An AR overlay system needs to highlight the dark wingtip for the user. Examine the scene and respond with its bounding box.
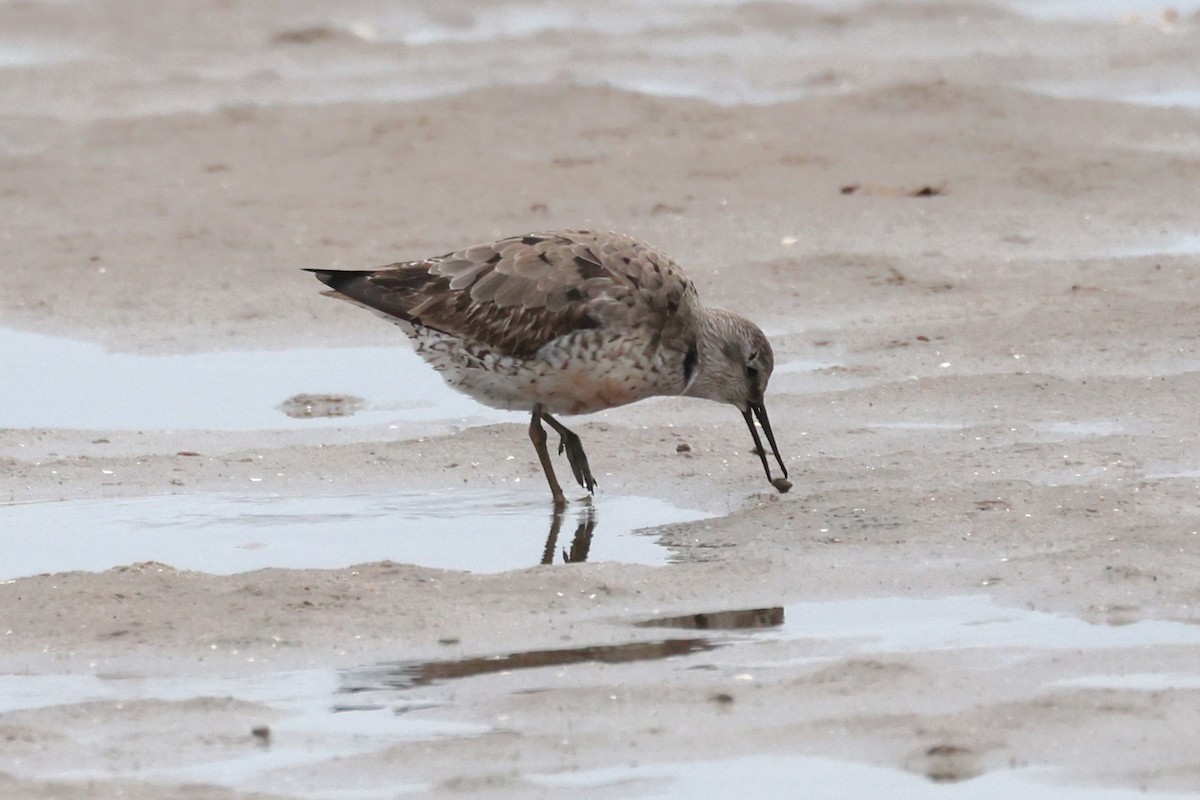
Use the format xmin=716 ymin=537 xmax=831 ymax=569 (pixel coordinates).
xmin=303 ymin=269 xmax=337 ymax=288
xmin=304 ymin=268 xmax=379 ymax=291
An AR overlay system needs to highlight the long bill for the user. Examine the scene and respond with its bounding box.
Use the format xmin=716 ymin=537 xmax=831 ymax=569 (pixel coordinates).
xmin=741 ymin=404 xmax=788 ymax=482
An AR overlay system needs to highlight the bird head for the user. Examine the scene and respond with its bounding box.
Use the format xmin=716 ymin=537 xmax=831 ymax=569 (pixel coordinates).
xmin=686 ymin=310 xmax=789 ymax=488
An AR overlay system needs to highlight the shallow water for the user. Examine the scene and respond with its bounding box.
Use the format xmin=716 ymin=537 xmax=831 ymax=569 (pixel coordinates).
xmin=1000 ymin=0 xmax=1200 ymax=20
xmin=1117 ymin=234 xmax=1200 ymax=257
xmin=0 ymin=42 xmax=79 ymax=68
xmin=1030 ymin=420 xmax=1128 ymax=437
xmin=769 ymin=594 xmax=1200 ymax=653
xmin=358 ymin=594 xmax=1200 ymax=798
xmin=0 ymin=328 xmax=513 ymax=431
xmin=529 ymin=754 xmax=1199 ymax=799
xmin=14 ymin=3 xmax=1194 ymax=124
xmin=1144 ymin=465 xmax=1200 ymax=480
xmin=0 ymin=490 xmax=710 ymax=579
xmin=5 ymin=0 xmax=1200 ymax=121
xmin=7 ymin=593 xmax=1197 ymax=798
xmin=1056 ymin=672 xmax=1200 ymax=691
xmin=0 ymin=669 xmax=473 ymax=797
xmin=342 ymin=596 xmax=1200 ymax=694
xmin=636 ymin=606 xmax=784 ymax=631
xmin=343 ymin=637 xmax=718 ymax=692
xmin=1031 ymin=80 xmax=1200 ymax=111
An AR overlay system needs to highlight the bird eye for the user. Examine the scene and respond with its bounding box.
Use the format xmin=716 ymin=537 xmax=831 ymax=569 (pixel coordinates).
xmin=746 ymin=350 xmax=761 ymax=380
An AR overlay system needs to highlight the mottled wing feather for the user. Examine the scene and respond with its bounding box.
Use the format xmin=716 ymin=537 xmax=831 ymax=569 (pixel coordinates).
xmin=313 ymin=230 xmax=696 ymax=359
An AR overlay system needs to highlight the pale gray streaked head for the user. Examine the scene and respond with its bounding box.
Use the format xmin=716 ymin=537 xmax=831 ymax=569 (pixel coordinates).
xmin=686 ymin=309 xmax=788 ymax=484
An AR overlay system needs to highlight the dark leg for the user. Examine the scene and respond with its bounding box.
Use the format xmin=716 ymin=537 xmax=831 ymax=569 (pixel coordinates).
xmin=540 ymin=507 xmax=566 ymax=565
xmin=529 ymin=406 xmax=567 ymax=508
xmin=564 ymin=504 xmax=597 ymax=563
xmin=542 ymin=413 xmax=597 ymax=494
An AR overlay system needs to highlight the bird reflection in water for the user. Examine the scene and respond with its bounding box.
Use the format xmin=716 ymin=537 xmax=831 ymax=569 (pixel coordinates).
xmin=540 ymin=501 xmax=597 ymax=565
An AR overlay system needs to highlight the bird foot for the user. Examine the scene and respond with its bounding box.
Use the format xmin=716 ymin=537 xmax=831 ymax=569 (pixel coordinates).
xmin=557 ymin=435 xmax=597 ymax=494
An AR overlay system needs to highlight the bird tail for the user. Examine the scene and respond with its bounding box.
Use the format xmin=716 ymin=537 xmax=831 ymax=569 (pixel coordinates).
xmin=302 ymin=268 xmax=375 ymax=291
xmin=303 ymin=266 xmax=436 ymax=326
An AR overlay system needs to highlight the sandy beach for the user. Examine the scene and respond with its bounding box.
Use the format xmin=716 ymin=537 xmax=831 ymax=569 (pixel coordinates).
xmin=2 ymin=1 xmax=1200 ymax=797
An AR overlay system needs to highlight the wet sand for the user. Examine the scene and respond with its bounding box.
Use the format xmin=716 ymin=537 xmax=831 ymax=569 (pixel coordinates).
xmin=3 ymin=1 xmax=1200 ymax=797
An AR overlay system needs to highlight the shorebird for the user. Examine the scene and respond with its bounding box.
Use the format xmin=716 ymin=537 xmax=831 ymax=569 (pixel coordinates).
xmin=307 ymin=230 xmax=789 ymax=506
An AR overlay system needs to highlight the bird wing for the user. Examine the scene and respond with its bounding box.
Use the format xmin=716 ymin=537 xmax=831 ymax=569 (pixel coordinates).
xmin=310 ymin=230 xmax=696 ymax=359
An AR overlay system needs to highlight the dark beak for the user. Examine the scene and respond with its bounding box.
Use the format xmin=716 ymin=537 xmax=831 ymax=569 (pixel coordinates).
xmin=741 ymin=403 xmax=788 ymax=482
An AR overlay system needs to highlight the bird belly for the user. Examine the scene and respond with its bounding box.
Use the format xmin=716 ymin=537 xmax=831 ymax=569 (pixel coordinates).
xmin=403 ymin=325 xmax=672 ymax=415
xmin=430 ymin=351 xmax=648 ymax=415
xmin=528 ymin=364 xmax=642 ymax=415
xmin=527 ymin=330 xmax=669 ymax=415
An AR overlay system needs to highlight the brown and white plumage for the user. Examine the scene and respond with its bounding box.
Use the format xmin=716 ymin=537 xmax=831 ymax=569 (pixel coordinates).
xmin=307 ymin=229 xmax=788 ymax=505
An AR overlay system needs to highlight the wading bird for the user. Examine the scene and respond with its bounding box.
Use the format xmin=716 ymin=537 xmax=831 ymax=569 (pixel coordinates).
xmin=307 ymin=230 xmax=789 ymax=506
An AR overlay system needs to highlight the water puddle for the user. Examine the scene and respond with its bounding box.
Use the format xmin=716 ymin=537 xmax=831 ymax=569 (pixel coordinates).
xmin=1029 ymin=420 xmax=1128 ymax=437
xmin=0 ymin=490 xmax=711 ymax=580
xmin=1 ymin=4 xmax=819 ymax=119
xmin=517 ymin=596 xmax=1200 ymax=798
xmin=341 ymin=595 xmax=1200 ymax=698
xmin=528 ymin=753 xmax=1197 ymax=799
xmin=11 ymin=0 xmax=1200 ymax=122
xmin=342 ymin=637 xmax=717 ymax=692
xmin=1056 ymin=672 xmax=1200 ymax=691
xmin=636 ymin=606 xmax=784 ymax=631
xmin=361 ymin=6 xmax=821 ymax=106
xmin=767 ymin=595 xmax=1200 ymax=653
xmin=373 ymin=6 xmax=676 ymax=45
xmin=0 ymin=328 xmax=515 ymax=431
xmin=1145 ymin=465 xmax=1200 ymax=480
xmin=8 ymin=595 xmax=1197 ymax=798
xmin=1128 ymin=89 xmax=1200 ymax=110
xmin=622 ymin=596 xmax=1200 ymax=673
xmin=1116 ymin=234 xmax=1200 ymax=257
xmin=1030 ymin=80 xmax=1200 ymax=111
xmin=0 ymin=668 xmax=474 ymax=797
xmin=0 ymin=42 xmax=80 ymax=68
xmin=1000 ymin=0 xmax=1200 ymax=21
